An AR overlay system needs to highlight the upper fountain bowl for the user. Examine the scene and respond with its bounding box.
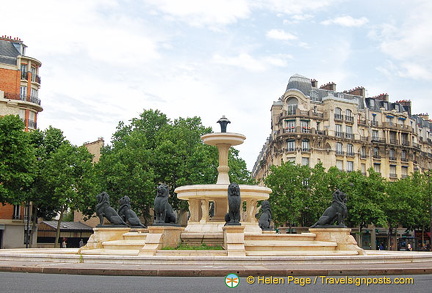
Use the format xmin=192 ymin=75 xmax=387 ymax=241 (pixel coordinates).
xmin=201 ymin=132 xmax=246 ymax=146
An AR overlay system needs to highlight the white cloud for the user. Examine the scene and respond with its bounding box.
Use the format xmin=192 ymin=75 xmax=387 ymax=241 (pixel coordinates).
xmin=258 ymin=0 xmax=339 ymax=15
xmin=212 ymin=53 xmax=290 ymax=71
xmin=321 ymin=16 xmax=369 ymax=27
xmin=144 ymin=0 xmax=251 ymax=27
xmin=375 ymin=0 xmax=432 ymax=80
xmin=266 ymin=29 xmax=297 ymax=41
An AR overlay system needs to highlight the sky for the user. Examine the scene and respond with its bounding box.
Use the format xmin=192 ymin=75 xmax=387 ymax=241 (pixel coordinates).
xmin=2 ymin=0 xmax=432 ymax=171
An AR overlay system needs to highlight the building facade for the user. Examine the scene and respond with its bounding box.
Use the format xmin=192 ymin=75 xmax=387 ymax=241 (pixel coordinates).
xmin=0 ymin=36 xmax=43 ymax=248
xmin=252 ymin=74 xmax=432 ymax=182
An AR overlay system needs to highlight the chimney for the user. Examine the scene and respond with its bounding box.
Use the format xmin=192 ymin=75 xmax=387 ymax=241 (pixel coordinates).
xmin=345 ymin=86 xmax=365 ymax=97
xmin=311 ymin=79 xmax=318 ymax=88
xmin=371 ymin=93 xmax=389 ymax=101
xmin=396 ymin=100 xmax=411 ymax=115
xmin=320 ymin=82 xmax=336 ymax=91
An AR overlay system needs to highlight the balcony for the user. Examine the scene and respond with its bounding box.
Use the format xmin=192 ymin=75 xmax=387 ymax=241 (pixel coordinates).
xmin=335 ymin=131 xmax=344 ymax=138
xmin=371 ymin=137 xmax=386 ymax=144
xmin=389 ymin=139 xmax=398 ymax=145
xmin=346 ymin=152 xmax=355 ymax=157
xmin=345 ymin=133 xmax=354 ymax=139
xmin=336 ymin=150 xmax=345 ymax=156
xmin=371 ymin=121 xmax=379 ymax=127
xmin=4 ymin=92 xmax=41 ymax=106
xmin=401 ymin=157 xmax=409 ymax=162
xmin=345 ymin=116 xmax=354 ymax=123
xmin=334 ymin=114 xmax=343 ymax=121
xmin=373 ymin=154 xmax=381 ymax=159
xmin=389 ymin=173 xmax=398 ymax=179
xmin=402 ymin=141 xmax=410 ymax=146
xmin=358 ymin=119 xmax=367 ymax=126
xmin=389 ymin=157 xmax=397 ymax=161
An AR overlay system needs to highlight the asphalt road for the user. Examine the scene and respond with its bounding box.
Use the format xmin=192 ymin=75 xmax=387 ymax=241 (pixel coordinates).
xmin=1 ymin=272 xmax=432 ymax=293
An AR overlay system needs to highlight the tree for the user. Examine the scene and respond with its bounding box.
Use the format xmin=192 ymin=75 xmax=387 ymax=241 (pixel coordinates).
xmin=96 ymin=109 xmax=252 ymax=224
xmin=0 ymin=115 xmax=35 ymax=204
xmin=29 ymin=127 xmax=97 ymax=247
xmin=265 ymin=162 xmax=309 ymax=228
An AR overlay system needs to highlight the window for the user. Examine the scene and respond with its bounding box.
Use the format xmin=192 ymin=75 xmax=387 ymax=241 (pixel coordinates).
xmin=287 ymin=140 xmax=296 ymax=152
xmin=373 ymin=147 xmax=380 ymax=158
xmin=287 ymin=157 xmax=296 ymax=163
xmin=345 ymin=125 xmax=353 ymax=139
xmin=301 ymin=157 xmax=309 ymax=166
xmin=347 ymin=144 xmax=354 ymax=156
xmin=347 ymin=161 xmax=354 ymax=172
xmin=335 ymin=124 xmax=343 ymax=137
xmin=20 ymin=86 xmax=27 ymax=100
xmin=287 ymin=97 xmax=298 ymax=115
xmin=20 ymin=64 xmax=27 ymax=79
xmin=335 ymin=107 xmax=343 ymax=120
xmin=374 ymin=163 xmax=381 ymax=173
xmin=401 ymin=166 xmax=408 ymax=178
xmin=301 ymin=120 xmax=310 ymax=133
xmin=401 ymin=150 xmax=407 ymax=161
xmin=336 ymin=142 xmax=343 ymax=155
xmin=31 ymin=66 xmax=37 ymax=82
xmin=389 ymin=148 xmax=396 ymax=160
xmin=336 ymin=160 xmax=343 ymax=170
xmin=345 ymin=109 xmax=354 ymax=122
xmin=361 ymin=163 xmax=366 ymax=174
xmin=285 ymin=120 xmax=295 ymax=132
xmin=372 ymin=130 xmax=379 ymax=141
xmin=390 ymin=165 xmax=397 ymax=178
xmin=302 ymin=139 xmax=310 ymax=151
xmin=360 ymin=146 xmax=366 ymax=158
xmin=13 ymin=205 xmax=21 ymax=220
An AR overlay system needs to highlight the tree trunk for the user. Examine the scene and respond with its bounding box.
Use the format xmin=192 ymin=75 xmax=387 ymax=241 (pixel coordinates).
xmin=54 ymin=207 xmax=65 ymax=248
xmin=30 ymin=204 xmax=38 ymax=248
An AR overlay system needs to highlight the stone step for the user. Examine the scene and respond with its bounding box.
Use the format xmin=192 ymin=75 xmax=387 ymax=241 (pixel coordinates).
xmin=102 ymin=240 xmax=146 ymax=250
xmin=80 ymin=249 xmax=140 ymax=256
xmin=122 ymin=232 xmax=148 ymax=241
xmin=181 ymin=232 xmax=224 ymax=246
xmin=246 ymin=250 xmax=359 ymax=256
xmin=245 ymin=240 xmax=337 ymax=251
xmin=245 ymin=233 xmax=316 ymax=242
xmin=155 ymin=250 xmax=227 ymax=256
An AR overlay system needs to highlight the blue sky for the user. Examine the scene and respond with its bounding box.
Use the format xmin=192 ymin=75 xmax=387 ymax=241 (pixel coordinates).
xmin=2 ymin=0 xmax=432 ymax=170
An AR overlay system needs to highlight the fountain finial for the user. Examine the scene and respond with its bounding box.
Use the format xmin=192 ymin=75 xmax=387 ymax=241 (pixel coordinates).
xmin=217 ymin=115 xmax=231 ymax=133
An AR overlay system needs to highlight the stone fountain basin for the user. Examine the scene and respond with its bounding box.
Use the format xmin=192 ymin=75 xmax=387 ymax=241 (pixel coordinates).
xmin=176 ymin=184 xmax=271 ymax=234
xmin=201 ymin=132 xmax=246 ymax=146
xmin=176 ymin=184 xmax=271 ymax=200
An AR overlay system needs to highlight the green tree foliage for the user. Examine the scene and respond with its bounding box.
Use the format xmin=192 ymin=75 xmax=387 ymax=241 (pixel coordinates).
xmin=0 ymin=115 xmax=35 ymax=204
xmin=28 ymin=127 xmax=97 ymax=247
xmin=96 ymin=109 xmax=252 ymax=224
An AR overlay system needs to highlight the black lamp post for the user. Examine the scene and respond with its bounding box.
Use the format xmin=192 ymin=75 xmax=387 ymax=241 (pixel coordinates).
xmin=217 ymin=115 xmax=230 ymax=133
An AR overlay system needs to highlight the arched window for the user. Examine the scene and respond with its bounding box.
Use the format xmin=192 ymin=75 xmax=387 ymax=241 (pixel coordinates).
xmin=287 ymin=97 xmax=298 ymax=115
xmin=347 ymin=144 xmax=354 ymax=156
xmin=345 ymin=109 xmax=353 ymax=122
xmin=335 ymin=107 xmax=343 ymax=120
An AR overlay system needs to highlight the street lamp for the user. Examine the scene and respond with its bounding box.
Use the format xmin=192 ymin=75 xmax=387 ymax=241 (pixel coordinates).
xmin=217 ymin=116 xmax=231 ymax=133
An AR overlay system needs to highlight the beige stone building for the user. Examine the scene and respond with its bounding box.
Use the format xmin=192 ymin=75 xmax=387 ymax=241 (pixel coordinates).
xmin=252 ymin=74 xmax=432 ymax=182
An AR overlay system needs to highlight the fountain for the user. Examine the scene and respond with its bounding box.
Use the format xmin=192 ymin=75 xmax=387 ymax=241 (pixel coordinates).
xmin=175 ymin=116 xmax=271 ymax=238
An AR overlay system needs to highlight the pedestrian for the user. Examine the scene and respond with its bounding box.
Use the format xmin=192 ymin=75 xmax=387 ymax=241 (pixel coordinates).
xmin=79 ymin=239 xmax=84 ymax=247
xmin=62 ymin=238 xmax=67 ymax=248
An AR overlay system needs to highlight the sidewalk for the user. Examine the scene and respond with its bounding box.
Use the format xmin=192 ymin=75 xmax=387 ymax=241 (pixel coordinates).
xmin=1 ymin=249 xmax=432 ymax=276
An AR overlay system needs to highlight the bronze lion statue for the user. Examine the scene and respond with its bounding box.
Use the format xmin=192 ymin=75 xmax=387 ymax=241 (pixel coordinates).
xmin=153 ymin=184 xmax=176 ymax=224
xmin=96 ymin=192 xmax=126 ymax=226
xmin=311 ymin=189 xmax=348 ymax=228
xmin=225 ymin=182 xmax=241 ymax=225
xmin=118 ymin=196 xmax=146 ymax=228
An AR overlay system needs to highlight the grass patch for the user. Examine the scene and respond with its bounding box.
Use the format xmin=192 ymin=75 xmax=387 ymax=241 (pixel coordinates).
xmin=162 ymin=243 xmax=224 ymax=250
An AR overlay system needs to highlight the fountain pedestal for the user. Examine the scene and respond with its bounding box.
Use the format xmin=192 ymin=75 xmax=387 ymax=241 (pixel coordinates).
xmin=176 ymin=120 xmax=271 ymax=237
